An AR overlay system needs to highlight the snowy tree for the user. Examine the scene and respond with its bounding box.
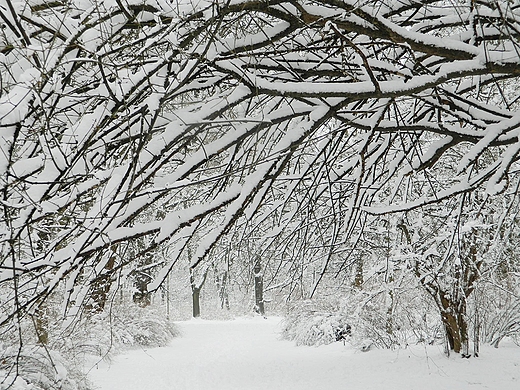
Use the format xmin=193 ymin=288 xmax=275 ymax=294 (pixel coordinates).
xmin=1 ymin=0 xmax=520 ymax=366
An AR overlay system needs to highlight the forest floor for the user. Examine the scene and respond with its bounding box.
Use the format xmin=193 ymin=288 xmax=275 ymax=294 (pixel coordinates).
xmin=88 ymin=316 xmax=519 ymax=390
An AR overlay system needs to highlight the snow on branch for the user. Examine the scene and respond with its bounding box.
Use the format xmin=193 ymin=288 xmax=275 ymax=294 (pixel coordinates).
xmin=1 ymin=0 xmax=520 ymax=329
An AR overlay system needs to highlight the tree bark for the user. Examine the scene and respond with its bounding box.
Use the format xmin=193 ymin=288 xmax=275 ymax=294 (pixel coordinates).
xmin=217 ymin=270 xmax=230 ymax=310
xmin=254 ymin=261 xmax=265 ymax=316
xmin=353 ymin=256 xmax=364 ymax=288
xmin=440 ymin=294 xmax=470 ymax=356
xmin=190 ymin=267 xmax=208 ymax=318
xmin=33 ymin=304 xmax=48 ymax=345
xmin=192 ymin=288 xmax=201 ymax=318
xmin=88 ymin=252 xmax=116 ymax=313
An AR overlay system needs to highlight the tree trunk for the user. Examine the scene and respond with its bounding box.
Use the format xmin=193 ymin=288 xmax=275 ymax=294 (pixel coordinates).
xmin=190 ymin=267 xmax=208 ymax=318
xmin=133 ymin=268 xmax=152 ymax=307
xmin=217 ymin=271 xmax=230 ymax=310
xmin=254 ymin=261 xmax=265 ymax=316
xmin=33 ymin=304 xmax=48 ymax=345
xmin=386 ymin=289 xmax=394 ymax=336
xmin=133 ymin=291 xmax=152 ymax=307
xmin=440 ymin=294 xmax=470 ymax=356
xmin=353 ymin=256 xmax=364 ymax=288
xmin=192 ymin=288 xmax=201 ymax=318
xmin=88 ymin=252 xmax=116 ymax=313
xmin=133 ymin=255 xmax=153 ymax=307
xmin=417 ymin=233 xmax=481 ymax=357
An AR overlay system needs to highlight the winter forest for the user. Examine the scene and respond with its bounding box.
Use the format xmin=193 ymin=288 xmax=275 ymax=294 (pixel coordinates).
xmin=1 ymin=0 xmax=520 ymax=389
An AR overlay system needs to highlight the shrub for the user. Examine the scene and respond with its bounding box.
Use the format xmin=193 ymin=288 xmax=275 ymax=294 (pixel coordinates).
xmin=0 ymin=302 xmax=179 ymax=390
xmin=281 ymin=299 xmax=351 ymax=346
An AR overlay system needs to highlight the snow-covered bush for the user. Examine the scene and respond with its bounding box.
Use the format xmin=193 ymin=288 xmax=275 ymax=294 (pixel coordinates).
xmin=89 ymin=306 xmax=179 ymax=350
xmin=477 ymin=291 xmax=520 ymax=348
xmin=0 ymin=345 xmax=88 ymax=390
xmin=281 ymin=289 xmax=443 ymax=349
xmin=281 ymin=300 xmax=352 ymax=346
xmin=0 ymin=299 xmax=178 ymax=390
xmin=485 ymin=304 xmax=520 ymax=347
xmin=59 ymin=300 xmax=180 ymax=360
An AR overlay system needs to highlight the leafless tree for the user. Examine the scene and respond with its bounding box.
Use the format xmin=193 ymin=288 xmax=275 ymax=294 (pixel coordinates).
xmin=1 ymin=0 xmax=520 ymax=359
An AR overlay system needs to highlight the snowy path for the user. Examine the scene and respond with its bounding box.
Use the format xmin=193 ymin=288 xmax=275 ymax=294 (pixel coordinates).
xmin=88 ymin=317 xmax=519 ymax=390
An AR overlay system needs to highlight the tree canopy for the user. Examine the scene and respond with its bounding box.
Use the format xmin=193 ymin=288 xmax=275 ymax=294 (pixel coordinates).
xmin=1 ymin=0 xmax=520 ymax=354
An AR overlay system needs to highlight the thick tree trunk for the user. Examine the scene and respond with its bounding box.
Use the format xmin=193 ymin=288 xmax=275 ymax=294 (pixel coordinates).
xmin=440 ymin=295 xmax=470 ymax=356
xmin=417 ymin=235 xmax=481 ymax=357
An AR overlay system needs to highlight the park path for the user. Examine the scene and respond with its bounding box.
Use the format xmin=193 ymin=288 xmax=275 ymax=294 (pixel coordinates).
xmin=87 ymin=316 xmax=519 ymax=390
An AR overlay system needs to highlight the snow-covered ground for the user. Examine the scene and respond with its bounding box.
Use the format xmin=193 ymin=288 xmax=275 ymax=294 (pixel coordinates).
xmin=88 ymin=317 xmax=519 ymax=390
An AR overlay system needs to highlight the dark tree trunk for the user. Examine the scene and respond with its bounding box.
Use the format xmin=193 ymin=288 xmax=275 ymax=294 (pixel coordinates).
xmin=190 ymin=267 xmax=208 ymax=318
xmin=440 ymin=294 xmax=470 ymax=356
xmin=254 ymin=261 xmax=264 ymax=316
xmin=410 ymin=224 xmax=481 ymax=358
xmin=192 ymin=288 xmax=201 ymax=318
xmin=133 ymin=268 xmax=152 ymax=307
